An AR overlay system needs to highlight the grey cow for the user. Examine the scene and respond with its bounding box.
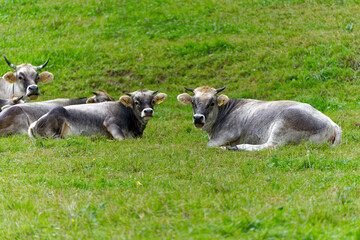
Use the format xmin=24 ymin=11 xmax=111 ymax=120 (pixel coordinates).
xmin=177 ymin=86 xmax=342 ymax=151
xmin=0 ymin=56 xmax=54 ymax=100
xmin=0 ymin=90 xmax=114 ymax=136
xmin=28 ymin=89 xmax=167 ymax=140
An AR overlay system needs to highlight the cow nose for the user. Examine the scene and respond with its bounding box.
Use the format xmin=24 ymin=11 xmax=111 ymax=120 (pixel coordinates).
xmin=141 ymin=108 xmax=154 ymax=118
xmin=28 ymin=85 xmax=39 ymax=92
xmin=144 ymin=109 xmax=153 ymax=114
xmin=193 ymin=114 xmax=205 ymax=122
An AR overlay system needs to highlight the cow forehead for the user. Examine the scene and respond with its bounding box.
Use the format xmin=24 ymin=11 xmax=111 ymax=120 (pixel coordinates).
xmin=95 ymin=90 xmax=111 ymax=97
xmin=193 ymin=87 xmax=216 ymax=100
xmin=194 ymin=86 xmax=216 ymax=93
xmin=131 ymin=90 xmax=154 ymax=100
xmin=16 ymin=64 xmax=38 ymax=74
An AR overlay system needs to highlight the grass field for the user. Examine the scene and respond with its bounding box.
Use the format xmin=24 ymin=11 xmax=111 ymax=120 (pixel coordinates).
xmin=2 ymin=0 xmax=360 ymax=238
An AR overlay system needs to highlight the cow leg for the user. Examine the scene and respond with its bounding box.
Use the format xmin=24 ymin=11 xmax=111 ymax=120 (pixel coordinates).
xmin=103 ymin=118 xmax=125 ymax=140
xmin=28 ymin=107 xmax=68 ymax=138
xmin=227 ymin=142 xmax=274 ymax=151
xmin=0 ymin=106 xmax=30 ymax=136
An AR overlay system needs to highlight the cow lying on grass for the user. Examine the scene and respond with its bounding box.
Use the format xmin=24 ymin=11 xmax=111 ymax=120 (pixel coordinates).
xmin=177 ymin=86 xmax=342 ymax=151
xmin=0 ymin=90 xmax=114 ymax=136
xmin=28 ymin=89 xmax=167 ymax=140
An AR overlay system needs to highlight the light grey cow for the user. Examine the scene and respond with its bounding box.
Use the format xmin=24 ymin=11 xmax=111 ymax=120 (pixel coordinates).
xmin=0 ymin=90 xmax=114 ymax=136
xmin=0 ymin=56 xmax=54 ymax=100
xmin=28 ymin=89 xmax=167 ymax=140
xmin=177 ymin=86 xmax=342 ymax=151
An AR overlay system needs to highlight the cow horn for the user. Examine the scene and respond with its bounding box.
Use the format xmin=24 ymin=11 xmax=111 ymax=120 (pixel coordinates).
xmin=125 ymin=93 xmax=132 ymax=96
xmin=152 ymin=90 xmax=159 ymax=95
xmin=184 ymin=87 xmax=194 ymax=93
xmin=34 ymin=58 xmax=50 ymax=70
xmin=92 ymin=91 xmax=98 ymax=96
xmin=16 ymin=96 xmax=24 ymax=101
xmin=3 ymin=56 xmax=17 ymax=69
xmin=215 ymin=86 xmax=226 ymax=94
xmin=13 ymin=95 xmax=24 ymax=103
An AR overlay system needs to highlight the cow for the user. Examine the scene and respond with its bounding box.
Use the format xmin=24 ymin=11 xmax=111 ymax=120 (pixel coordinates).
xmin=28 ymin=89 xmax=167 ymax=140
xmin=0 ymin=56 xmax=54 ymax=100
xmin=0 ymin=90 xmax=114 ymax=136
xmin=0 ymin=96 xmax=24 ymax=111
xmin=177 ymin=86 xmax=342 ymax=151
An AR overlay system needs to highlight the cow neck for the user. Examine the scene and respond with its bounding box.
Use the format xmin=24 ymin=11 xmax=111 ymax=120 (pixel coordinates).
xmin=207 ymin=98 xmax=244 ymax=137
xmin=122 ymin=105 xmax=147 ymax=137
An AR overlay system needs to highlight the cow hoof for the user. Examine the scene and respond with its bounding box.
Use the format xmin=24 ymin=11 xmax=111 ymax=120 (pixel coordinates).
xmin=228 ymin=146 xmax=238 ymax=151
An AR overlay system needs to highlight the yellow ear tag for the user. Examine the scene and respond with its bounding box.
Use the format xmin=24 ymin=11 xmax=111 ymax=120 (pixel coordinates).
xmin=9 ymin=79 xmax=15 ymax=83
xmin=156 ymin=99 xmax=164 ymax=104
xmin=218 ymin=101 xmax=224 ymax=106
xmin=120 ymin=98 xmax=132 ymax=106
xmin=43 ymin=78 xmax=47 ymax=82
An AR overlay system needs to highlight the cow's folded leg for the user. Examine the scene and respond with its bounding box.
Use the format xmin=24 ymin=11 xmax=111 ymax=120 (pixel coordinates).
xmin=103 ymin=121 xmax=125 ymax=140
xmin=219 ymin=146 xmax=238 ymax=151
xmin=226 ymin=146 xmax=239 ymax=151
xmin=233 ymin=142 xmax=275 ymax=151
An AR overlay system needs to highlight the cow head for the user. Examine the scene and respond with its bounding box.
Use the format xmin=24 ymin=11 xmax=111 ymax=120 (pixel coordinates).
xmin=2 ymin=56 xmax=54 ymax=100
xmin=119 ymin=89 xmax=167 ymax=122
xmin=177 ymin=86 xmax=229 ymax=129
xmin=86 ymin=90 xmax=115 ymax=103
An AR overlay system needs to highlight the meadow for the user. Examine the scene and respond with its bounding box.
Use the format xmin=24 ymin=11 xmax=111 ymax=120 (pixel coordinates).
xmin=1 ymin=0 xmax=360 ymax=238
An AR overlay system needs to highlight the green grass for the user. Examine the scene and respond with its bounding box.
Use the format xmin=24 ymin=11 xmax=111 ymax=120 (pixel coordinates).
xmin=2 ymin=0 xmax=360 ymax=238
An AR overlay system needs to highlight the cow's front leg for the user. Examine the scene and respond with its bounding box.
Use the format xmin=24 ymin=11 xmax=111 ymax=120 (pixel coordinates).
xmin=103 ymin=119 xmax=125 ymax=140
xmin=207 ymin=135 xmax=239 ymax=149
xmin=227 ymin=142 xmax=275 ymax=151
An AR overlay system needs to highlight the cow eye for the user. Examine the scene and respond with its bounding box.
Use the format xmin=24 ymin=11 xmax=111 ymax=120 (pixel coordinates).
xmin=152 ymin=100 xmax=156 ymax=105
xmin=210 ymin=102 xmax=215 ymax=107
xmin=134 ymin=101 xmax=140 ymax=106
xmin=18 ymin=76 xmax=23 ymax=80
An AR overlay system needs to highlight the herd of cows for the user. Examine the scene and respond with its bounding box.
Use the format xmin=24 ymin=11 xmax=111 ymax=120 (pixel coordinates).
xmin=0 ymin=57 xmax=342 ymax=151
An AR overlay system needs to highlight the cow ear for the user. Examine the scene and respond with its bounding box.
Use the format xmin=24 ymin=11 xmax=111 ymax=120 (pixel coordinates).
xmin=3 ymin=72 xmax=16 ymax=83
xmin=217 ymin=94 xmax=229 ymax=106
xmin=154 ymin=93 xmax=167 ymax=105
xmin=86 ymin=97 xmax=96 ymax=104
xmin=177 ymin=93 xmax=192 ymax=105
xmin=119 ymin=95 xmax=133 ymax=107
xmin=38 ymin=71 xmax=54 ymax=84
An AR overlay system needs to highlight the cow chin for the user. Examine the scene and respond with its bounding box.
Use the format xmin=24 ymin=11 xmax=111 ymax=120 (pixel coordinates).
xmin=28 ymin=94 xmax=39 ymax=100
xmin=143 ymin=116 xmax=153 ymax=121
xmin=194 ymin=122 xmax=204 ymax=128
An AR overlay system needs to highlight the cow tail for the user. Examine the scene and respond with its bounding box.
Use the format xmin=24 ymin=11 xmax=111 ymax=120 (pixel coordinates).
xmin=332 ymin=124 xmax=342 ymax=146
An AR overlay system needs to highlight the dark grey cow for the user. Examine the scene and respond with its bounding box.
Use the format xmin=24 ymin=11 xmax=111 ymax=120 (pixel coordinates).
xmin=0 ymin=96 xmax=24 ymax=111
xmin=0 ymin=90 xmax=114 ymax=136
xmin=0 ymin=56 xmax=54 ymax=100
xmin=28 ymin=89 xmax=167 ymax=140
xmin=177 ymin=86 xmax=342 ymax=151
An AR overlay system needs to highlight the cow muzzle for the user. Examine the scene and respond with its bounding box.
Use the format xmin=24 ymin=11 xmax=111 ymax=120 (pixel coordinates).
xmin=141 ymin=108 xmax=154 ymax=120
xmin=193 ymin=114 xmax=205 ymax=128
xmin=26 ymin=85 xmax=40 ymax=100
